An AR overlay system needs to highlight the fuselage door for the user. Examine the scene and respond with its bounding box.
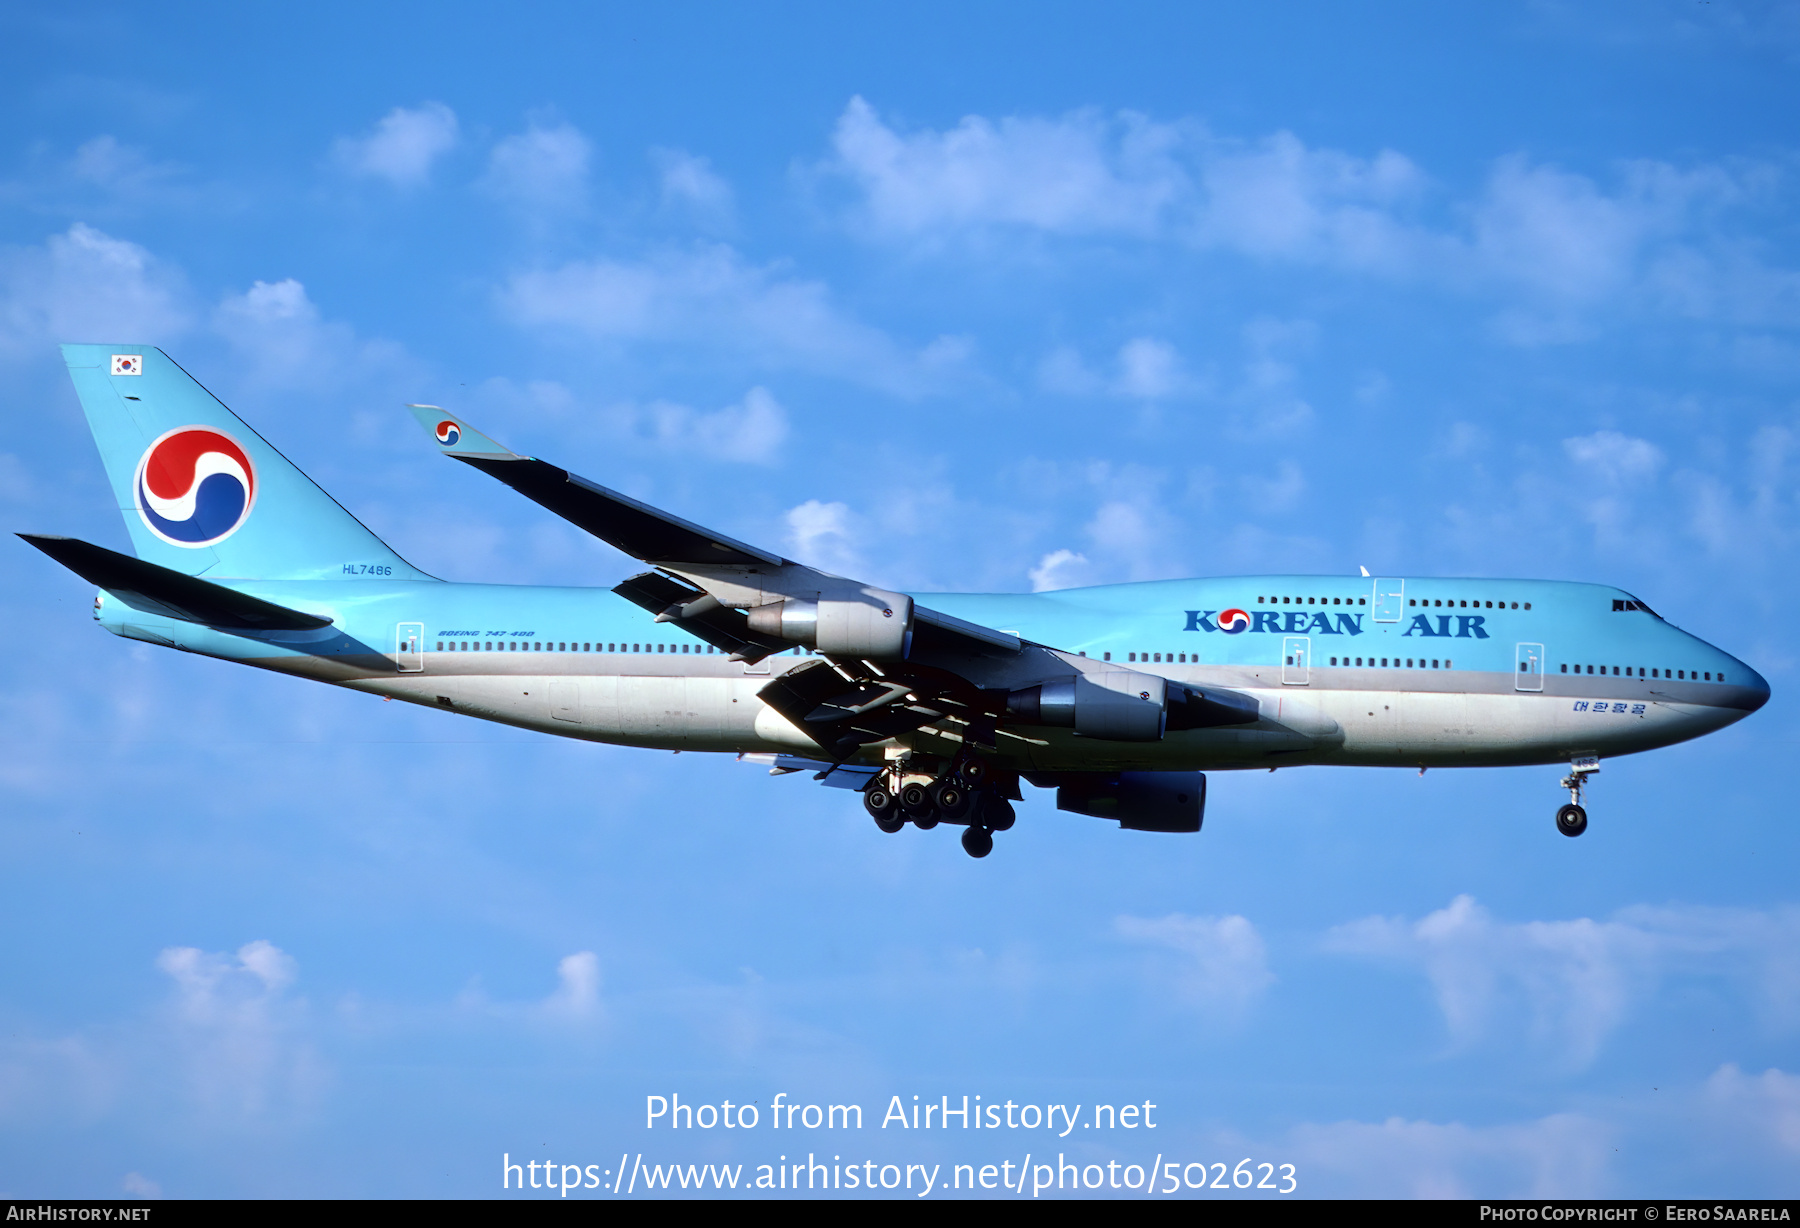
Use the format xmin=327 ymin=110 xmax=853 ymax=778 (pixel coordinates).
xmin=1371 ymin=578 xmax=1405 ymax=623
xmin=1282 ymin=636 xmax=1311 ymax=686
xmin=1515 ymin=642 xmax=1544 ymax=692
xmin=396 ymin=622 xmax=424 ymax=673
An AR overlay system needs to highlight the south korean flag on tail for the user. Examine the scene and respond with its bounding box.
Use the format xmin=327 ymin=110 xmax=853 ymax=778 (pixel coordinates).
xmin=111 ymin=354 xmax=142 ymax=375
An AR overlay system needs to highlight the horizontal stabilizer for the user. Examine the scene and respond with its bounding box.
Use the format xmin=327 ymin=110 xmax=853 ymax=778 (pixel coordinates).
xmin=19 ymin=535 xmax=332 ymax=631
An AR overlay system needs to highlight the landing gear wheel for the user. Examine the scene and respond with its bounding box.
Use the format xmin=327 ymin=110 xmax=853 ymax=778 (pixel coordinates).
xmin=961 ymin=826 xmax=994 ymax=858
xmin=958 ymin=758 xmax=990 ymax=790
xmin=864 ymin=787 xmax=904 ymax=834
xmin=900 ymin=782 xmax=938 ymax=829
xmin=1555 ymin=803 xmax=1588 ymax=838
xmin=934 ymin=783 xmax=971 ymax=821
xmin=986 ymin=796 xmax=1016 ymax=832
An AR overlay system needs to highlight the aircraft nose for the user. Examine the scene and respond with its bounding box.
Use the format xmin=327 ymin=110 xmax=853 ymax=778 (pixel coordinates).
xmin=1740 ymin=664 xmax=1772 ymax=714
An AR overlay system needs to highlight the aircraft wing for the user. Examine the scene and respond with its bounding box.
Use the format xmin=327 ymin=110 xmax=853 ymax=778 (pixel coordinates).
xmin=407 ymin=407 xmax=1258 ymax=762
xmin=407 ymin=406 xmax=1021 ymax=658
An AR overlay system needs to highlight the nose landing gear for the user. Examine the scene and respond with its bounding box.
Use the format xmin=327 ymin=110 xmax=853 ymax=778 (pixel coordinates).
xmin=1555 ymin=757 xmax=1599 ymax=837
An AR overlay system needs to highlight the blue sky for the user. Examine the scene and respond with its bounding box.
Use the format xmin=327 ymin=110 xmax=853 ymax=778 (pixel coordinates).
xmin=3 ymin=1 xmax=1799 ymax=1199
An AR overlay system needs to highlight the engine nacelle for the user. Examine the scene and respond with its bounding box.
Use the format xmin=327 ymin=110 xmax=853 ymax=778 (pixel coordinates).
xmin=1006 ymin=670 xmax=1166 ymax=741
xmin=745 ymin=591 xmax=913 ymax=660
xmin=1050 ymin=771 xmax=1205 ymax=833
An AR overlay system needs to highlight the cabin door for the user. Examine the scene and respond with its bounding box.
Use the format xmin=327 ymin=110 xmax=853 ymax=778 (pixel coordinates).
xmin=396 ymin=622 xmax=424 ymax=673
xmin=1282 ymin=636 xmax=1311 ymax=685
xmin=1515 ymin=642 xmax=1544 ymax=692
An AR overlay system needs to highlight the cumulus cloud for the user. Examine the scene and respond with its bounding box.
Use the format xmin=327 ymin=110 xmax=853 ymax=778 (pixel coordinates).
xmin=332 ymin=102 xmax=459 ymax=187
xmin=212 ymin=276 xmax=410 ymax=392
xmin=1040 ymin=336 xmax=1200 ymax=400
xmin=785 ymin=498 xmax=864 ymax=576
xmin=155 ymin=939 xmax=326 ymax=1119
xmin=828 ymin=95 xmax=1187 ymax=238
xmin=1028 ymin=548 xmax=1092 ymax=592
xmin=625 ymin=386 xmax=788 ymax=464
xmin=1287 ymin=1111 xmax=1611 ymax=1199
xmin=1704 ymin=1065 xmax=1800 ymax=1157
xmin=1563 ymin=430 xmax=1665 ymax=484
xmin=483 ymin=118 xmax=592 ymax=219
xmin=0 ymin=223 xmax=190 ymax=353
xmin=1328 ymin=896 xmax=1800 ymax=1066
xmin=820 ymin=98 xmax=1800 ymax=335
xmin=541 ymin=951 xmax=602 ymax=1021
xmin=1114 ymin=912 xmax=1275 ymax=1018
xmin=121 ymin=1173 xmax=161 ymax=1198
xmin=653 ymin=148 xmax=734 ymax=228
xmin=499 ymin=244 xmax=961 ymax=394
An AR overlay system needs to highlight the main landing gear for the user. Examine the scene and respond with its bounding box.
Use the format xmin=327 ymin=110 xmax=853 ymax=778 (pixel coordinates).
xmin=863 ymin=758 xmax=1016 ymax=858
xmin=1555 ymin=757 xmax=1599 ymax=837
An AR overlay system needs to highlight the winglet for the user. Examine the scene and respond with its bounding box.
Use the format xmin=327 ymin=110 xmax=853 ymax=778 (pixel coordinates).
xmin=405 ymin=405 xmax=517 ymax=460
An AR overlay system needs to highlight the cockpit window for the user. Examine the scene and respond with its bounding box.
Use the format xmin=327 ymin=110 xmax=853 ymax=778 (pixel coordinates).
xmin=1613 ymin=597 xmax=1662 ymax=618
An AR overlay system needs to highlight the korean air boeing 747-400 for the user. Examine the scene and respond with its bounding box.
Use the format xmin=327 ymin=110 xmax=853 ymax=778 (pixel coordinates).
xmin=21 ymin=346 xmax=1771 ymax=857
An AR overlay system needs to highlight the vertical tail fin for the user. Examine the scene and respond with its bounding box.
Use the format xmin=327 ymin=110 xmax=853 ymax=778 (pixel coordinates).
xmin=62 ymin=345 xmax=428 ymax=580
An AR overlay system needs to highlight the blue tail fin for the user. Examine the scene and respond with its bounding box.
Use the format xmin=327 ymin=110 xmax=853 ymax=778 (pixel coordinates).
xmin=62 ymin=345 xmax=427 ymax=580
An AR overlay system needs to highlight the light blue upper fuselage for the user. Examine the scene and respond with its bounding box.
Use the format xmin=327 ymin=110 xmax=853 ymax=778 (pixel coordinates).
xmin=98 ymin=572 xmax=1758 ymax=688
xmin=91 ymin=569 xmax=1767 ymax=774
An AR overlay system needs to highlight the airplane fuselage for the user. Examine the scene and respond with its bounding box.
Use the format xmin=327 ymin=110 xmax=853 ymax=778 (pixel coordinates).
xmin=94 ymin=572 xmax=1767 ymax=774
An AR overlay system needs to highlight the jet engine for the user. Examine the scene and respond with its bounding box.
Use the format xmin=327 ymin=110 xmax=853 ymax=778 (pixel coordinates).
xmin=1005 ymin=673 xmax=1260 ymax=742
xmin=1042 ymin=771 xmax=1206 ymax=833
xmin=745 ymin=592 xmax=914 ymax=660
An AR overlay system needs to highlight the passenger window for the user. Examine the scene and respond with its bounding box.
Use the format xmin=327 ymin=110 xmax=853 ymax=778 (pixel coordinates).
xmin=1104 ymin=652 xmax=1112 ymax=662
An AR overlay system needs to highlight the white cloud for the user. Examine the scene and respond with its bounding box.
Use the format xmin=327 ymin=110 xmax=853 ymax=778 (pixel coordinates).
xmin=653 ymin=147 xmax=734 ymax=228
xmin=66 ymin=136 xmax=180 ymax=197
xmin=630 ymin=386 xmax=788 ymax=464
xmin=828 ymin=95 xmax=1185 ymax=238
xmin=1041 ymin=337 xmax=1200 ymax=401
xmin=0 ymin=223 xmax=190 ymax=353
xmin=785 ymin=499 xmax=864 ymax=576
xmin=1028 ymin=548 xmax=1092 ymax=592
xmin=1114 ymin=912 xmax=1274 ymax=1018
xmin=1328 ymin=896 xmax=1800 ymax=1066
xmin=1287 ymin=1111 xmax=1611 ymax=1199
xmin=121 ymin=1173 xmax=161 ymax=1198
xmin=1190 ymin=131 xmax=1426 ymax=268
xmin=820 ymin=99 xmax=1800 ymax=335
xmin=155 ymin=939 xmax=326 ymax=1120
xmin=500 ymin=244 xmax=959 ymax=394
xmin=332 ymin=102 xmax=459 ymax=187
xmin=1563 ymin=430 xmax=1665 ymax=484
xmin=1704 ymin=1065 xmax=1800 ymax=1157
xmin=483 ymin=119 xmax=592 ymax=218
xmin=212 ymin=277 xmax=409 ymax=391
xmin=541 ymin=951 xmax=602 ymax=1021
